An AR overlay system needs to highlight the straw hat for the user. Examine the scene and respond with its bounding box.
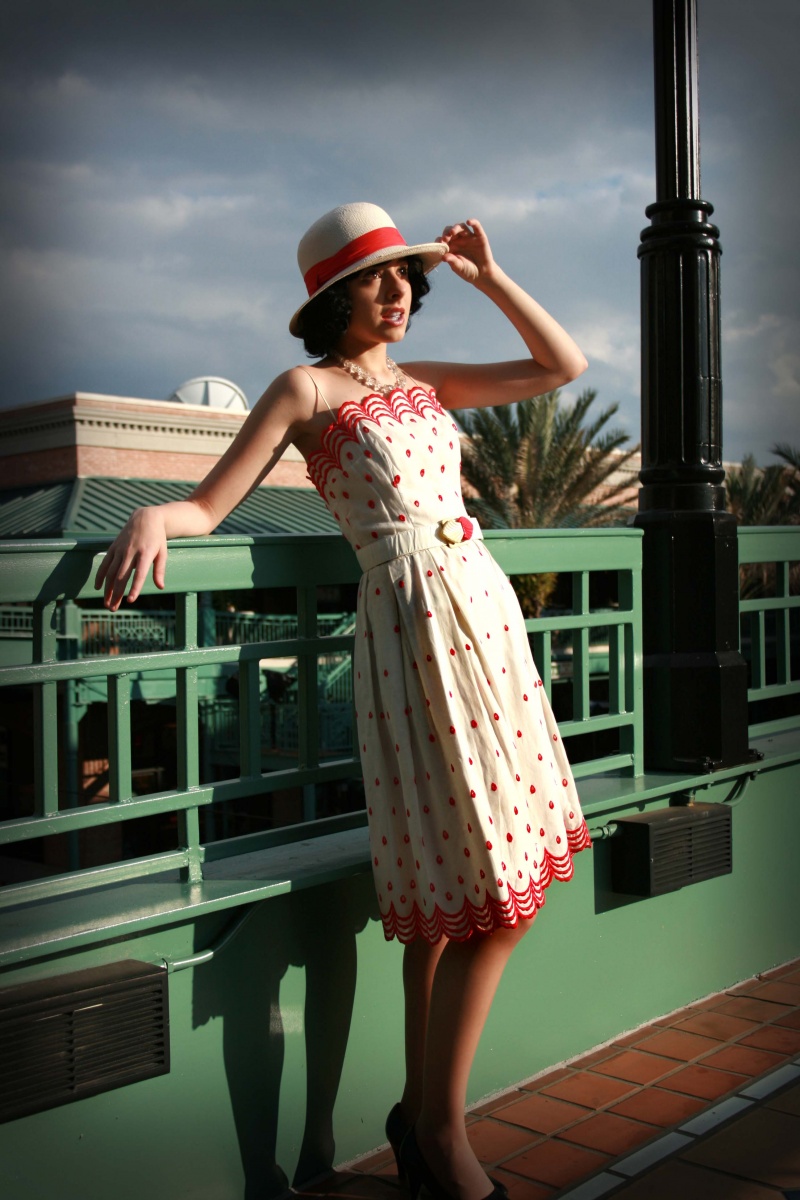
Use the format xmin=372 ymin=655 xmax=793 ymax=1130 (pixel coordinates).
xmin=289 ymin=202 xmax=446 ymax=335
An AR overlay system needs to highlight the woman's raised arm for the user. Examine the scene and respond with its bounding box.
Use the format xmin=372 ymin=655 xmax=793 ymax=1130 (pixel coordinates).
xmin=94 ymin=368 xmax=319 ymax=610
xmin=402 ymin=218 xmax=587 ymax=410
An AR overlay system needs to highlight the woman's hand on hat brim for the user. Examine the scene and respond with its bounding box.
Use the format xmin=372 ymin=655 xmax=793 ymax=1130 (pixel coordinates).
xmin=437 ymin=218 xmax=496 ymax=285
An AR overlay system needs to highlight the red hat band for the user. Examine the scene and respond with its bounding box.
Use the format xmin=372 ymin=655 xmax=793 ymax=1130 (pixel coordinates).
xmin=303 ymin=226 xmax=407 ymax=297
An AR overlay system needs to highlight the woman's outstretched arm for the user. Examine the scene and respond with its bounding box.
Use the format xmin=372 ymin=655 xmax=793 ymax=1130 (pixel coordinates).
xmin=94 ymin=368 xmax=320 ymax=610
xmin=402 ymin=218 xmax=587 ymax=410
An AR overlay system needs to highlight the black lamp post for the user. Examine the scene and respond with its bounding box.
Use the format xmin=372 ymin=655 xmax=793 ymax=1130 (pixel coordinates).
xmin=635 ymin=0 xmax=751 ymax=771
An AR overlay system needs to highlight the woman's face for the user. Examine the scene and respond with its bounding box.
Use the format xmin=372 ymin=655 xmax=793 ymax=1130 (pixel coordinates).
xmin=343 ymin=258 xmax=412 ymax=349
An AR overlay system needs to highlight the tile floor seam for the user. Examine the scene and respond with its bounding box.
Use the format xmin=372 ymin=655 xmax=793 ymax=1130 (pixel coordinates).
xmin=496 ymin=1048 xmax=784 ymax=1128
xmin=554 ymin=1059 xmax=800 ymax=1198
xmin=573 ymin=1059 xmax=717 ymax=1095
xmin=488 ymin=1114 xmax=591 ymax=1140
xmin=561 ymin=1111 xmax=667 ymax=1135
xmin=480 ymin=1140 xmax=550 ymax=1167
xmin=587 ymin=1051 xmax=717 ymax=1089
xmin=626 ymin=1030 xmax=735 ymax=1062
xmin=683 ymin=1046 xmax=785 ymax=1077
xmin=539 ymin=1079 xmax=642 ymax=1113
xmin=476 ymin=1094 xmax=592 ymax=1127
xmin=652 ymin=1067 xmax=752 ymax=1102
xmin=667 ymin=1053 xmax=752 ymax=1083
xmin=672 ymin=1017 xmax=761 ymax=1039
xmin=497 ymin=1147 xmax=615 ymax=1193
xmin=549 ymin=1120 xmax=666 ymax=1161
xmin=473 ymin=1113 xmax=551 ymax=1140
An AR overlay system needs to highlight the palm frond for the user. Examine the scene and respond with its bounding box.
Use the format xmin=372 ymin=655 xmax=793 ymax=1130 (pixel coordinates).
xmin=726 ymin=454 xmax=798 ymax=526
xmin=457 ymin=388 xmax=638 ymax=531
xmin=771 ymin=443 xmax=800 ymax=470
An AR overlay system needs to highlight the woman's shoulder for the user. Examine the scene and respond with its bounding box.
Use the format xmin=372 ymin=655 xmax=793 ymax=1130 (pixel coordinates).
xmin=257 ymin=364 xmax=329 ymax=408
xmin=243 ymin=367 xmax=325 ymax=437
xmin=265 ymin=363 xmax=345 ymax=429
xmin=397 ymin=360 xmax=447 ymax=395
xmin=277 ymin=363 xmax=321 ymax=394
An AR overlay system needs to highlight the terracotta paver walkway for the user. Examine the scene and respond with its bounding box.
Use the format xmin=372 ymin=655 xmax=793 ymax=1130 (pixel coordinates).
xmin=296 ymin=957 xmax=800 ymax=1200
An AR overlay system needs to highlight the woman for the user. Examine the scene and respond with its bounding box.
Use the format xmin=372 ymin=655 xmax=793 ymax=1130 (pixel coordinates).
xmin=96 ymin=202 xmax=591 ymax=1200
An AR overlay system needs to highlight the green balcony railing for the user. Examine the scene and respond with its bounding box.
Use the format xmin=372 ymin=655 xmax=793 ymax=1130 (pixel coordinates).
xmin=0 ymin=526 xmax=644 ymax=909
xmin=738 ymin=526 xmax=800 ymax=736
xmin=3 ymin=524 xmax=798 ymax=912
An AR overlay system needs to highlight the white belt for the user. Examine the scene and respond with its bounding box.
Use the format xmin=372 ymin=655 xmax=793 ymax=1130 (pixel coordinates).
xmin=355 ymin=516 xmax=482 ymax=572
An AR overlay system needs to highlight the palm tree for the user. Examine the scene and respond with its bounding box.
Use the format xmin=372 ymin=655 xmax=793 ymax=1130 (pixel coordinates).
xmin=457 ymin=390 xmax=639 ymax=615
xmin=771 ymin=443 xmax=800 ymax=520
xmin=726 ymin=446 xmax=800 ymax=598
xmin=725 ymin=454 xmax=795 ymax=527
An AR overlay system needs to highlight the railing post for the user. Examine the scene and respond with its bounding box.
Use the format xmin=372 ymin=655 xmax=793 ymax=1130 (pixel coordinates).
xmin=298 ymin=585 xmax=319 ymax=822
xmin=62 ymin=600 xmax=82 ymax=869
xmin=176 ymin=592 xmax=203 ymax=883
xmin=32 ymin=600 xmax=59 ymax=817
xmin=634 ymin=0 xmax=751 ymax=771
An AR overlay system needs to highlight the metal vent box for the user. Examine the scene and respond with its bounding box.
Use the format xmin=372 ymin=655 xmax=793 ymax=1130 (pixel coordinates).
xmin=0 ymin=960 xmax=169 ymax=1124
xmin=611 ymin=802 xmax=732 ymax=897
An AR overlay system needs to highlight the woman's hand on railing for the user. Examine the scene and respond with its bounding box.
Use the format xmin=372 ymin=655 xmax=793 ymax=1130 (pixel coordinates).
xmin=94 ymin=507 xmax=168 ymax=611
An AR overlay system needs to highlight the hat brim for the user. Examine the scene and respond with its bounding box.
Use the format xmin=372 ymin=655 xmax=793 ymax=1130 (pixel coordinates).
xmin=289 ymin=241 xmax=447 ymax=337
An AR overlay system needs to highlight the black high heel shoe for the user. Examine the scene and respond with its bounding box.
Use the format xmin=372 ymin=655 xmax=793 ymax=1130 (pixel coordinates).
xmin=399 ymin=1126 xmax=506 ymax=1200
xmin=386 ymin=1103 xmax=409 ymax=1182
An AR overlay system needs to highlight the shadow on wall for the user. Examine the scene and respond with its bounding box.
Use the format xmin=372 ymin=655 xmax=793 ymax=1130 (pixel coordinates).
xmin=191 ymin=876 xmax=377 ymax=1199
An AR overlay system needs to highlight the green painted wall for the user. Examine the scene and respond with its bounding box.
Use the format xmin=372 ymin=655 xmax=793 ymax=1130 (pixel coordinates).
xmin=1 ymin=763 xmax=799 ymax=1200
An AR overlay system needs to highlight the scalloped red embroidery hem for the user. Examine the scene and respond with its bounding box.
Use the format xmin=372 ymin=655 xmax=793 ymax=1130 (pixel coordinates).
xmin=306 ymin=385 xmax=445 ymax=496
xmin=380 ymin=821 xmax=592 ymax=943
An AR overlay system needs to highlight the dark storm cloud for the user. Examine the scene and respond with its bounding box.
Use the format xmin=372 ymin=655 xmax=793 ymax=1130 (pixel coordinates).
xmin=0 ymin=0 xmax=797 ymax=459
xmin=2 ymin=0 xmax=650 ymax=78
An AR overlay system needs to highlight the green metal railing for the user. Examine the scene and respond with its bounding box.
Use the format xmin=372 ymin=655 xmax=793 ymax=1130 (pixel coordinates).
xmin=0 ymin=528 xmax=646 ymax=907
xmin=0 ymin=605 xmax=33 ymax=637
xmin=80 ymin=607 xmax=177 ymax=655
xmin=215 ymin=610 xmax=352 ymax=646
xmin=0 ymin=604 xmax=355 ymax=658
xmin=488 ymin=529 xmax=644 ymax=780
xmin=738 ymin=527 xmax=800 ymax=736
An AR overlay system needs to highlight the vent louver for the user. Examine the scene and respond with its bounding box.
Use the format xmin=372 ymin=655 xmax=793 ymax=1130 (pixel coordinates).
xmin=611 ymin=802 xmax=732 ymax=897
xmin=0 ymin=960 xmax=169 ymax=1124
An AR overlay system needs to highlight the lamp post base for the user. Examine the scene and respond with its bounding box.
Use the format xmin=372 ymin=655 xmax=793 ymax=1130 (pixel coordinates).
xmin=636 ymin=507 xmax=751 ymax=772
xmin=643 ymin=652 xmax=749 ymax=772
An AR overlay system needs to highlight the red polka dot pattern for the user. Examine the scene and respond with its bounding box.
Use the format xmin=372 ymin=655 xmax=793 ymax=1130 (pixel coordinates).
xmin=306 ymin=384 xmax=590 ymax=943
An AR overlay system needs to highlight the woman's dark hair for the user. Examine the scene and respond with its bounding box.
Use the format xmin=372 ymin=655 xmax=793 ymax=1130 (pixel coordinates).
xmin=295 ymin=255 xmax=431 ymax=358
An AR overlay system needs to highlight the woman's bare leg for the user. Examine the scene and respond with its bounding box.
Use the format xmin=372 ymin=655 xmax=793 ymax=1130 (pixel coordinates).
xmin=415 ymin=919 xmax=535 ymax=1200
xmin=399 ymin=935 xmax=448 ymax=1120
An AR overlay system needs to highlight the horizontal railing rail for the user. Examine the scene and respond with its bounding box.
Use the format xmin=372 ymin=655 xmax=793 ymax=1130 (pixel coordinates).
xmin=738 ymin=526 xmax=800 ymax=735
xmin=214 ymin=610 xmax=354 ymax=646
xmin=79 ymin=607 xmax=177 ymax=655
xmin=0 ymin=604 xmax=358 ymax=657
xmin=0 ymin=604 xmax=34 ymax=637
xmin=1 ymin=528 xmax=645 ymax=906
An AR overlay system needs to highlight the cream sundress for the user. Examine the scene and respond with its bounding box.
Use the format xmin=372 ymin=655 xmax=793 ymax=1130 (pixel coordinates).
xmin=304 ymin=377 xmax=591 ymax=943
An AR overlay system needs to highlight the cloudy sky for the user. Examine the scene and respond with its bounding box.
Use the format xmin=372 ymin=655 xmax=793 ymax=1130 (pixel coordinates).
xmin=1 ymin=0 xmax=798 ymax=463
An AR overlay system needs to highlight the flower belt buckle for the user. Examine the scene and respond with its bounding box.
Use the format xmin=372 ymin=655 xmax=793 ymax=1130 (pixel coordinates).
xmin=439 ymin=516 xmax=474 ymax=545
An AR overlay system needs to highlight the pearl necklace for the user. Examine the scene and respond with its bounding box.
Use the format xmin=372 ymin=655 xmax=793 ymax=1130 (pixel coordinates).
xmin=331 ymin=352 xmax=406 ymax=397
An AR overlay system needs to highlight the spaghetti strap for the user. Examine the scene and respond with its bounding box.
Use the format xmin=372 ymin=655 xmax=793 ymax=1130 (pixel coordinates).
xmin=297 ymin=366 xmax=335 ymax=416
